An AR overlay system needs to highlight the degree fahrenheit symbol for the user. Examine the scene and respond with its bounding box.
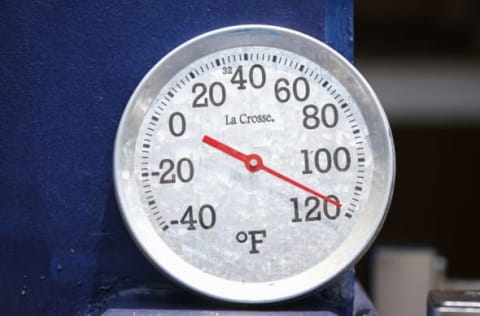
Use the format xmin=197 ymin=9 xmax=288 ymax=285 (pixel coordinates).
xmin=202 ymin=135 xmax=342 ymax=207
xmin=236 ymin=230 xmax=267 ymax=254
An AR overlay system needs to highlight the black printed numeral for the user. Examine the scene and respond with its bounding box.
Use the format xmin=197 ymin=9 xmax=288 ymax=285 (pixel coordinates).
xmin=230 ymin=65 xmax=266 ymax=90
xmin=290 ymin=196 xmax=341 ymax=223
xmin=180 ymin=204 xmax=216 ymax=230
xmin=192 ymin=82 xmax=226 ymax=107
xmin=302 ymin=104 xmax=338 ymax=129
xmin=274 ymin=77 xmax=309 ymax=103
xmin=301 ymin=147 xmax=351 ymax=174
xmin=159 ymin=158 xmax=194 ymax=184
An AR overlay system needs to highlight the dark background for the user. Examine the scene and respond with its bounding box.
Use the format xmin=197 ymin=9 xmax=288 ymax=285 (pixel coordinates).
xmin=355 ymin=0 xmax=480 ymax=288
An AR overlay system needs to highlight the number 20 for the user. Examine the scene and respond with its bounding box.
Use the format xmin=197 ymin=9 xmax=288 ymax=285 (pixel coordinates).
xmin=192 ymin=82 xmax=226 ymax=107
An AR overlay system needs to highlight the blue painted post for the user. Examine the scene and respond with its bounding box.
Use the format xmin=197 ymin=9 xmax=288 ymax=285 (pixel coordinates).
xmin=0 ymin=1 xmax=363 ymax=314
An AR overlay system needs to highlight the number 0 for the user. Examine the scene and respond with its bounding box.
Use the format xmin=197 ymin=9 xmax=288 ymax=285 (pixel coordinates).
xmin=169 ymin=112 xmax=186 ymax=137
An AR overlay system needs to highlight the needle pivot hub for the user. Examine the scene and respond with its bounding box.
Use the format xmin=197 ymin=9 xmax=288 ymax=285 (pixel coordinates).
xmin=245 ymin=154 xmax=263 ymax=172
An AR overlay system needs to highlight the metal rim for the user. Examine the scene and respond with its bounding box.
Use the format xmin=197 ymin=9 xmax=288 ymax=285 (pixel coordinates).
xmin=114 ymin=24 xmax=395 ymax=303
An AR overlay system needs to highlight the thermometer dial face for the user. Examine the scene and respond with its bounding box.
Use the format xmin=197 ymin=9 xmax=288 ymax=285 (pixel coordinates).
xmin=114 ymin=25 xmax=395 ymax=304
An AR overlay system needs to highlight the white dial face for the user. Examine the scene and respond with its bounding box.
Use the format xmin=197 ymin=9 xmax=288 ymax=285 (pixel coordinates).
xmin=115 ymin=25 xmax=394 ymax=304
xmin=134 ymin=47 xmax=372 ymax=282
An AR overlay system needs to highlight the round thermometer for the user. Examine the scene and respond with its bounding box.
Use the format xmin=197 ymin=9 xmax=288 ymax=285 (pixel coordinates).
xmin=114 ymin=25 xmax=395 ymax=304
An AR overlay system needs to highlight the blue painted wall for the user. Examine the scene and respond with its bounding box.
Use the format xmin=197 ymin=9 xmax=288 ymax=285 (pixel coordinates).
xmin=0 ymin=1 xmax=353 ymax=314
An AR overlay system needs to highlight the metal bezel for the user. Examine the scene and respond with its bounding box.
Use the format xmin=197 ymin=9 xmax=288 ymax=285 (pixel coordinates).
xmin=114 ymin=25 xmax=395 ymax=304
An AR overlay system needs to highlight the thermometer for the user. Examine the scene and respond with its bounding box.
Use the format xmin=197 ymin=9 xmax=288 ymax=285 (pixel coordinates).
xmin=114 ymin=25 xmax=395 ymax=304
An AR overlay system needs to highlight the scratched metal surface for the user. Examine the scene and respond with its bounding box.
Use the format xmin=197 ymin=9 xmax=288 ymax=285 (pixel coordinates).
xmin=0 ymin=1 xmax=353 ymax=314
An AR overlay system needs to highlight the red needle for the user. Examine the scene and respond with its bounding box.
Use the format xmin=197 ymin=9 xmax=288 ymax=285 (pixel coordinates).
xmin=202 ymin=135 xmax=342 ymax=207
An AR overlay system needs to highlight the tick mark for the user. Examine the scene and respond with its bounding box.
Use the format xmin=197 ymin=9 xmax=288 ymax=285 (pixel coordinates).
xmin=189 ymin=72 xmax=195 ymax=79
xmin=151 ymin=116 xmax=158 ymax=121
xmin=322 ymin=81 xmax=329 ymax=87
xmin=151 ymin=171 xmax=160 ymax=176
xmin=272 ymin=55 xmax=277 ymax=62
xmin=168 ymin=92 xmax=174 ymax=98
xmin=170 ymin=220 xmax=179 ymax=225
xmin=143 ymin=144 xmax=150 ymax=148
xmin=215 ymin=59 xmax=220 ymax=66
xmin=341 ymin=103 xmax=348 ymax=109
xmin=148 ymin=200 xmax=155 ymax=205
